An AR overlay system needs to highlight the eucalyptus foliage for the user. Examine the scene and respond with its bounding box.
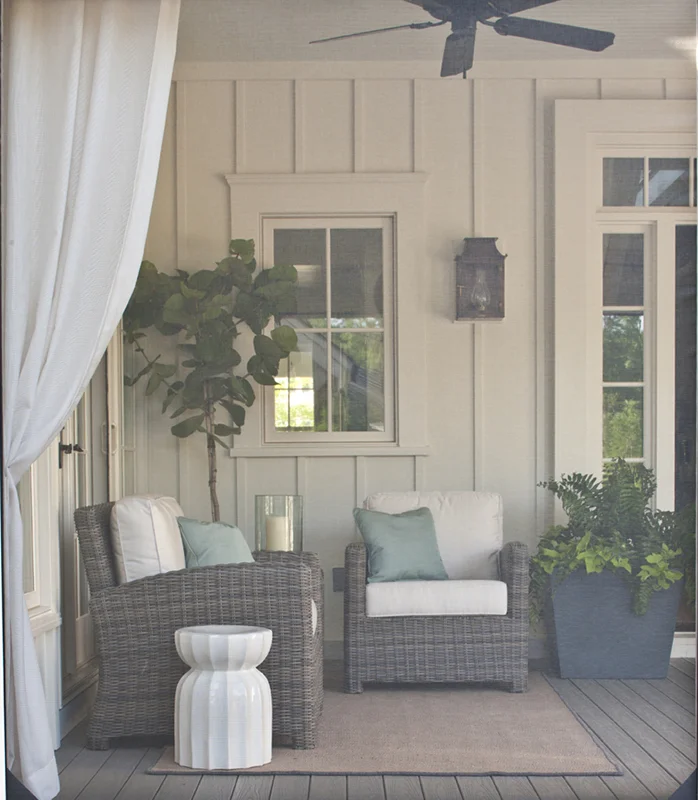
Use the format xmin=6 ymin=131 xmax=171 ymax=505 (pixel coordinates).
xmin=530 ymin=459 xmax=695 ymax=623
xmin=123 ymin=239 xmax=298 ymax=521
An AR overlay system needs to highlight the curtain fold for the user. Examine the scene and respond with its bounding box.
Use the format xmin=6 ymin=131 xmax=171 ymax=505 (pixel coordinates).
xmin=3 ymin=1 xmax=180 ymax=796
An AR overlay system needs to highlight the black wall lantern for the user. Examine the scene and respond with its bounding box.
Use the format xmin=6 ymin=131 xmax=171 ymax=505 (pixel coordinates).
xmin=455 ymin=237 xmax=506 ymax=321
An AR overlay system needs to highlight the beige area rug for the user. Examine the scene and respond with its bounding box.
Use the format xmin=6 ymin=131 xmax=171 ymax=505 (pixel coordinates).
xmin=148 ymin=672 xmax=620 ymax=776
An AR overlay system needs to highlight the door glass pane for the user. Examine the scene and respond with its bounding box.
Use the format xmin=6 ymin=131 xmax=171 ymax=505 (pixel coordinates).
xmin=17 ymin=474 xmax=35 ymax=595
xmin=648 ymin=158 xmax=690 ymax=206
xmin=603 ymin=312 xmax=643 ymax=382
xmin=273 ymin=229 xmax=326 ymax=327
xmin=274 ymin=333 xmax=328 ymax=431
xmin=603 ymin=387 xmax=643 ymax=459
xmin=331 ymin=333 xmax=385 ymax=432
xmin=603 ymin=158 xmax=644 ymax=206
xmin=603 ymin=233 xmax=644 ymax=306
xmin=330 ymin=229 xmax=383 ymax=328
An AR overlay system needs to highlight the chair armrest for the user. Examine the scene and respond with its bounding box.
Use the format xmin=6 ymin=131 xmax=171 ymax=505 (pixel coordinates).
xmin=499 ymin=541 xmax=529 ymax=620
xmin=344 ymin=542 xmax=368 ymax=618
xmin=253 ymin=551 xmax=324 ymax=640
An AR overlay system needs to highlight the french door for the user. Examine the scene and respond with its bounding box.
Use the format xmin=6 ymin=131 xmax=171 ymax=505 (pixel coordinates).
xmin=60 ymin=330 xmax=125 ymax=708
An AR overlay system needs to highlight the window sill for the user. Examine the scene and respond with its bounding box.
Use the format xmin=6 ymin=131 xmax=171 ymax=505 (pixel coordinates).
xmin=228 ymin=445 xmax=431 ymax=458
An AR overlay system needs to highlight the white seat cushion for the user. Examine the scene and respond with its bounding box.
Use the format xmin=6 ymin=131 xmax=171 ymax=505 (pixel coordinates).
xmin=364 ymin=491 xmax=503 ymax=580
xmin=110 ymin=495 xmax=186 ymax=584
xmin=366 ymin=580 xmax=508 ymax=617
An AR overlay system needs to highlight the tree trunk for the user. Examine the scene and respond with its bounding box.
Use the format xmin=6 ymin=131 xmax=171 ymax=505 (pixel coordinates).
xmin=203 ymin=383 xmax=220 ymax=521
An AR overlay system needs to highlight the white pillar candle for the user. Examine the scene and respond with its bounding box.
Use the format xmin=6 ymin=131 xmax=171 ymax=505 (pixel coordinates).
xmin=265 ymin=515 xmax=290 ymax=551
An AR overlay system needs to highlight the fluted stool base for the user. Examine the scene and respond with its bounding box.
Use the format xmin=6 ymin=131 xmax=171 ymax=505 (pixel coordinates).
xmin=174 ymin=625 xmax=273 ymax=770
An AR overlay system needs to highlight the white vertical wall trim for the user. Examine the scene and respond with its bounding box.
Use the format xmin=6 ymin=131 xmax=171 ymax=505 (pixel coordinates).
xmin=235 ymin=80 xmax=247 ymax=174
xmin=472 ymin=329 xmax=484 ymax=492
xmin=472 ymin=80 xmax=484 ymax=492
xmin=413 ymin=455 xmax=424 ymax=491
xmin=353 ymin=80 xmax=364 ymax=173
xmin=175 ymin=82 xmax=189 ymax=267
xmin=174 ymin=82 xmax=188 ymax=506
xmin=236 ymin=457 xmax=249 ymax=537
xmin=654 ymin=219 xmax=676 ymax=510
xmin=412 ymin=79 xmax=423 ymax=173
xmin=355 ymin=456 xmax=367 ymax=506
xmin=294 ymin=80 xmax=304 ymax=174
xmin=231 ymin=81 xmax=238 ymax=173
xmin=533 ymin=79 xmax=549 ymax=535
xmin=296 ymin=456 xmax=308 ymax=500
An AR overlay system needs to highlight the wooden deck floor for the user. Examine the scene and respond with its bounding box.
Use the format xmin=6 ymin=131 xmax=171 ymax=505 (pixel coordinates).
xmin=56 ymin=660 xmax=696 ymax=800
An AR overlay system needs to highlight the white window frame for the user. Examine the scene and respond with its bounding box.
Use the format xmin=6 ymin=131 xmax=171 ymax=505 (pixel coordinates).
xmin=555 ymin=99 xmax=696 ymax=511
xmin=261 ymin=215 xmax=395 ymax=444
xmin=225 ymin=173 xmax=430 ymax=455
xmin=18 ymin=465 xmax=40 ymax=610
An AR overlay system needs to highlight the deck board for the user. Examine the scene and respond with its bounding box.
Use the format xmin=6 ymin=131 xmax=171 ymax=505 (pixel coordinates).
xmin=54 ymin=661 xmax=695 ymax=800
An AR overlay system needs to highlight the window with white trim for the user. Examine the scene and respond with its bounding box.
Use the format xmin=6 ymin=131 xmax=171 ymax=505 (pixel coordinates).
xmin=262 ymin=216 xmax=395 ymax=443
xmin=598 ymin=155 xmax=696 ymax=484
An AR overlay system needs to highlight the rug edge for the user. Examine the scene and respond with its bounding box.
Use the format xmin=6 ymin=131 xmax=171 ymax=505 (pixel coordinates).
xmin=147 ymin=747 xmax=623 ymax=778
xmin=542 ymin=672 xmax=625 ymax=777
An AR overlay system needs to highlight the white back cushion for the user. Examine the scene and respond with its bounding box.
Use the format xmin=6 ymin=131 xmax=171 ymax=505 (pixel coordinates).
xmin=364 ymin=491 xmax=503 ymax=580
xmin=110 ymin=495 xmax=186 ymax=584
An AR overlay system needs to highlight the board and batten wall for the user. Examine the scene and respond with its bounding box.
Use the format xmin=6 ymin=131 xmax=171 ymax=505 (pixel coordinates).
xmin=130 ymin=58 xmax=696 ymax=645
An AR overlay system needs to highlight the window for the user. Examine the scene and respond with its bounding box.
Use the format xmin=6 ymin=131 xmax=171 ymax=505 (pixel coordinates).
xmin=602 ymin=232 xmax=646 ymax=462
xmin=262 ymin=216 xmax=395 ymax=443
xmin=554 ymin=99 xmax=696 ymax=509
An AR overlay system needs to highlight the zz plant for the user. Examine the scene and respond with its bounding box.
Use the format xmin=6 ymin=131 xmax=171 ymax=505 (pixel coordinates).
xmin=123 ymin=238 xmax=298 ymax=521
xmin=530 ymin=458 xmax=695 ymax=623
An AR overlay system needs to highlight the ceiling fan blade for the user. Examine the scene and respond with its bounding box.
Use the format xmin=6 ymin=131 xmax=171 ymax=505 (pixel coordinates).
xmin=310 ymin=20 xmax=445 ymax=45
xmin=441 ymin=28 xmax=476 ymax=77
xmin=493 ymin=16 xmax=615 ymax=51
xmin=484 ymin=0 xmax=560 ymax=15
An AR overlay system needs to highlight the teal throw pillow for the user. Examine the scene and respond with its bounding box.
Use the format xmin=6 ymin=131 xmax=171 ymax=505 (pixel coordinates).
xmin=353 ymin=506 xmax=448 ymax=583
xmin=177 ymin=517 xmax=255 ymax=568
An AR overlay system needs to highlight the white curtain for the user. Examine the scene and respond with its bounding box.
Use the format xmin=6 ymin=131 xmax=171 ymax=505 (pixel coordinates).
xmin=3 ymin=1 xmax=180 ymax=796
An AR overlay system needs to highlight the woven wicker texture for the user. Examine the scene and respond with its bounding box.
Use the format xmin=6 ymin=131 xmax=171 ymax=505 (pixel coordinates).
xmin=344 ymin=541 xmax=529 ymax=693
xmin=74 ymin=503 xmax=324 ymax=751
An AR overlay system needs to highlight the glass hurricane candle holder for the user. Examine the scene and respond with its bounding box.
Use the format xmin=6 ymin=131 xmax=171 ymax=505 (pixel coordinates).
xmin=255 ymin=495 xmax=303 ymax=553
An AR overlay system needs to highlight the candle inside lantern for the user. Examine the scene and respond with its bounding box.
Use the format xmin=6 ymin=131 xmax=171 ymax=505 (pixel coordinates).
xmin=265 ymin=515 xmax=290 ymax=551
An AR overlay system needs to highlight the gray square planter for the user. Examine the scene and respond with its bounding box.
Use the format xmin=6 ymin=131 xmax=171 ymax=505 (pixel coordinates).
xmin=546 ymin=570 xmax=682 ymax=679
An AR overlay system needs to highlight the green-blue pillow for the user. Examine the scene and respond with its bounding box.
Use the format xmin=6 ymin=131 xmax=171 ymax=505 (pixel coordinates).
xmin=177 ymin=517 xmax=255 ymax=568
xmin=353 ymin=506 xmax=448 ymax=583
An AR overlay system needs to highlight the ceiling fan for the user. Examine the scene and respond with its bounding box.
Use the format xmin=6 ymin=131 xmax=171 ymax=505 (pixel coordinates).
xmin=309 ymin=0 xmax=615 ymax=78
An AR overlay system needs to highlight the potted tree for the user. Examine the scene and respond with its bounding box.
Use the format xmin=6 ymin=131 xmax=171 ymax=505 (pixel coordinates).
xmin=123 ymin=238 xmax=298 ymax=521
xmin=530 ymin=458 xmax=695 ymax=679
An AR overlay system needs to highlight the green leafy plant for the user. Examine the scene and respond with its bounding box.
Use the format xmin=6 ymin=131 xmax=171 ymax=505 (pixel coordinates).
xmin=530 ymin=458 xmax=695 ymax=623
xmin=123 ymin=238 xmax=298 ymax=521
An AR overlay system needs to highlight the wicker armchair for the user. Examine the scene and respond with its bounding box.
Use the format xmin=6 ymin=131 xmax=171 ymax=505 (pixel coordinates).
xmin=74 ymin=502 xmax=323 ymax=750
xmin=344 ymin=491 xmax=529 ymax=694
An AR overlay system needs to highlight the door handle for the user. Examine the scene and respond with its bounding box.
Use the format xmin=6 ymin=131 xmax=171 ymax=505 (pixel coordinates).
xmin=59 ymin=443 xmax=84 ymax=469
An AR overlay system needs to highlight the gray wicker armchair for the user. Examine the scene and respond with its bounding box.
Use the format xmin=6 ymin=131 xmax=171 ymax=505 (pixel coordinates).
xmin=344 ymin=491 xmax=529 ymax=694
xmin=74 ymin=502 xmax=323 ymax=750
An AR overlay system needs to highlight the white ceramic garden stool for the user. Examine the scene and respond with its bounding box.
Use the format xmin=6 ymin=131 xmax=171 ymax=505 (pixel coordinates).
xmin=174 ymin=624 xmax=273 ymax=769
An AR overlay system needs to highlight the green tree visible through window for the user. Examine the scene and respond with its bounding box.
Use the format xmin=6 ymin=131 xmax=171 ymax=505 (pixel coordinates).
xmin=603 ymin=314 xmax=643 ymax=382
xmin=604 ymin=391 xmax=643 ymax=458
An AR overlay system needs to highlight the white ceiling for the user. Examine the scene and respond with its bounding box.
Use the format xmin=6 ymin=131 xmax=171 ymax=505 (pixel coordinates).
xmin=176 ymin=0 xmax=697 ymax=64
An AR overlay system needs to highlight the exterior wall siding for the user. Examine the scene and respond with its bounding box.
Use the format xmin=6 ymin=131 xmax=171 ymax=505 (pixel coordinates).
xmin=135 ymin=60 xmax=696 ymax=642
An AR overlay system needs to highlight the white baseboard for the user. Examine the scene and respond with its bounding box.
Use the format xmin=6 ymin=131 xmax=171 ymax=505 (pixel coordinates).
xmin=59 ymin=681 xmax=97 ymax=742
xmin=325 ymin=633 xmax=695 ymax=662
xmin=671 ymin=631 xmax=696 ymax=659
